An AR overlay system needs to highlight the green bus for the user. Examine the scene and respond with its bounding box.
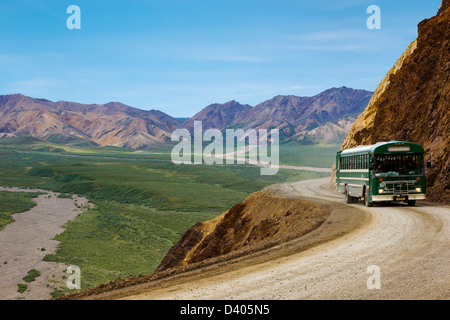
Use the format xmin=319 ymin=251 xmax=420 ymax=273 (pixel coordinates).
xmin=336 ymin=141 xmax=427 ymax=207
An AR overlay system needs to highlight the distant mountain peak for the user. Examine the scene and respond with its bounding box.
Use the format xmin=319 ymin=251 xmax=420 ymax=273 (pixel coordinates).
xmin=182 ymin=100 xmax=253 ymax=130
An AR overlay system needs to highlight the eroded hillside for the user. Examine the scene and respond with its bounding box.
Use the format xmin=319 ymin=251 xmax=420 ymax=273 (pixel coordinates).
xmin=157 ymin=189 xmax=331 ymax=270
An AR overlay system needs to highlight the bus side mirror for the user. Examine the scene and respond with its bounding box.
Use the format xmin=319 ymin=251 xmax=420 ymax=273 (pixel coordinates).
xmin=427 ymin=161 xmax=431 ymax=168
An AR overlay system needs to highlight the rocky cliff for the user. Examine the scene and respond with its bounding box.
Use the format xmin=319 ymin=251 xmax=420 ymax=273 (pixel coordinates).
xmin=341 ymin=1 xmax=449 ymax=203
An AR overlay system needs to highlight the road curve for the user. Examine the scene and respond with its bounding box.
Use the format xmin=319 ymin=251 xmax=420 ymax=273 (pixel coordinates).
xmin=113 ymin=178 xmax=450 ymax=300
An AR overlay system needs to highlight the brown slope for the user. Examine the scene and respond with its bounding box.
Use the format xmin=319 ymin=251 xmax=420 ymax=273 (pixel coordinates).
xmin=157 ymin=188 xmax=331 ymax=270
xmin=341 ymin=1 xmax=450 ymax=203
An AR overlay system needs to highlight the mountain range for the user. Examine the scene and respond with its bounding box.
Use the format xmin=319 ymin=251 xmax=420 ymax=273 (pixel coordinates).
xmin=0 ymin=87 xmax=372 ymax=149
xmin=0 ymin=94 xmax=181 ymax=149
xmin=182 ymin=87 xmax=372 ymax=143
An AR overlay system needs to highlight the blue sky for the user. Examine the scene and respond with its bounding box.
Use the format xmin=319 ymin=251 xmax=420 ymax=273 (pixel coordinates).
xmin=0 ymin=0 xmax=442 ymax=117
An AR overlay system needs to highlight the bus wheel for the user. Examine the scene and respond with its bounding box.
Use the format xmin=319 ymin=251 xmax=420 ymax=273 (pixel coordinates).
xmin=364 ymin=188 xmax=373 ymax=207
xmin=345 ymin=185 xmax=352 ymax=204
xmin=407 ymin=200 xmax=416 ymax=206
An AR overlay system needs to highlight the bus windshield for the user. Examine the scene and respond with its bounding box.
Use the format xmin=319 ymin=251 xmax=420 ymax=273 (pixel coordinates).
xmin=374 ymin=153 xmax=424 ymax=176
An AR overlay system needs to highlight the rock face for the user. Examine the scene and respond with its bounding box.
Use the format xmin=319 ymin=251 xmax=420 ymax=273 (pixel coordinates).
xmin=0 ymin=94 xmax=180 ymax=149
xmin=158 ymin=189 xmax=330 ymax=270
xmin=341 ymin=1 xmax=450 ymax=203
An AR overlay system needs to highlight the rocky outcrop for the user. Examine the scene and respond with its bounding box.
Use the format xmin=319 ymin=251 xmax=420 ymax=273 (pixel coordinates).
xmin=340 ymin=1 xmax=449 ymax=203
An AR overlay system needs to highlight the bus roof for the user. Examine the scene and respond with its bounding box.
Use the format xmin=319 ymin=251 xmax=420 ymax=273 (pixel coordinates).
xmin=339 ymin=141 xmax=424 ymax=156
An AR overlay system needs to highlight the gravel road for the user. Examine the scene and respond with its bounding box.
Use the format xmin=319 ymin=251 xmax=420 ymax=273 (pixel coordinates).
xmin=117 ymin=177 xmax=449 ymax=300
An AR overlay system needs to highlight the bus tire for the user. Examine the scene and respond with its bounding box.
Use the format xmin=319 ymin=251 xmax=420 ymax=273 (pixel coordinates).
xmin=364 ymin=187 xmax=373 ymax=207
xmin=345 ymin=185 xmax=352 ymax=204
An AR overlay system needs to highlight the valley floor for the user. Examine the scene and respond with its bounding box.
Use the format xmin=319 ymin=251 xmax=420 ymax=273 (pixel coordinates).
xmin=0 ymin=187 xmax=88 ymax=300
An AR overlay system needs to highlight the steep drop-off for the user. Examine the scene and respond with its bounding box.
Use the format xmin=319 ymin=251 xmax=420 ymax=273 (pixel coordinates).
xmin=341 ymin=1 xmax=449 ymax=203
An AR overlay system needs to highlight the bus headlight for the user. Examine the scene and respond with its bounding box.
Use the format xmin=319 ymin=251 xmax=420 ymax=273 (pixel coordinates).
xmin=415 ymin=187 xmax=421 ymax=193
xmin=378 ymin=189 xmax=384 ymax=194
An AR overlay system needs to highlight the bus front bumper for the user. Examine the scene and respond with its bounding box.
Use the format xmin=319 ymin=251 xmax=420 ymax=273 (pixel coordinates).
xmin=372 ymin=194 xmax=426 ymax=201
